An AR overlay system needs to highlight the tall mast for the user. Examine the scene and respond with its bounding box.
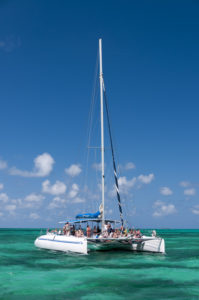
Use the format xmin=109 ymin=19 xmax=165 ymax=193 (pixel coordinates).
xmin=99 ymin=38 xmax=105 ymax=230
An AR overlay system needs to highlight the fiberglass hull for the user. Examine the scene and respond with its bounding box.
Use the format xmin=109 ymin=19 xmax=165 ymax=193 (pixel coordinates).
xmin=88 ymin=236 xmax=165 ymax=253
xmin=34 ymin=234 xmax=87 ymax=254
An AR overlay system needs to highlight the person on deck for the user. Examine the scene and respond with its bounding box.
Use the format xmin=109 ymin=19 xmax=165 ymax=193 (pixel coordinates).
xmin=86 ymin=225 xmax=91 ymax=237
xmin=135 ymin=229 xmax=141 ymax=238
xmin=64 ymin=222 xmax=70 ymax=236
xmin=93 ymin=226 xmax=97 ymax=235
xmin=107 ymin=223 xmax=113 ymax=235
xmin=97 ymin=225 xmax=100 ymax=234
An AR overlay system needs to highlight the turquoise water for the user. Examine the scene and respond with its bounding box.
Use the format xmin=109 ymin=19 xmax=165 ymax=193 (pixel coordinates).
xmin=0 ymin=229 xmax=199 ymax=299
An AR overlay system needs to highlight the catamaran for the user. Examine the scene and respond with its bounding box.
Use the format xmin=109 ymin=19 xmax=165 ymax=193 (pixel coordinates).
xmin=35 ymin=39 xmax=165 ymax=255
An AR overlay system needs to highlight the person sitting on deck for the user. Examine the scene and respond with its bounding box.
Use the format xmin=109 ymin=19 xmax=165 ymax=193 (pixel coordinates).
xmin=112 ymin=231 xmax=117 ymax=238
xmin=71 ymin=225 xmax=75 ymax=236
xmin=86 ymin=225 xmax=91 ymax=237
xmin=93 ymin=226 xmax=97 ymax=235
xmin=135 ymin=229 xmax=141 ymax=238
xmin=97 ymin=225 xmax=100 ymax=234
xmin=63 ymin=222 xmax=70 ymax=236
xmin=107 ymin=223 xmax=113 ymax=236
xmin=76 ymin=229 xmax=84 ymax=237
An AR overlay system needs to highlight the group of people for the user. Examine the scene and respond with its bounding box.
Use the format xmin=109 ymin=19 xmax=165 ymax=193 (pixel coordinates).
xmin=51 ymin=222 xmax=142 ymax=239
xmin=98 ymin=224 xmax=142 ymax=239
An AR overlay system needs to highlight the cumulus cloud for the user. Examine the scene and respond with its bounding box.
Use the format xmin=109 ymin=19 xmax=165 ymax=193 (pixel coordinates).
xmin=92 ymin=163 xmax=102 ymax=172
xmin=0 ymin=159 xmax=7 ymax=170
xmin=191 ymin=205 xmax=199 ymax=215
xmin=48 ymin=196 xmax=67 ymax=209
xmin=179 ymin=181 xmax=190 ymax=187
xmin=9 ymin=153 xmax=55 ymax=177
xmin=29 ymin=213 xmax=40 ymax=220
xmin=0 ymin=183 xmax=4 ymax=190
xmin=68 ymin=184 xmax=79 ymax=198
xmin=65 ymin=164 xmax=82 ymax=177
xmin=160 ymin=187 xmax=173 ymax=196
xmin=184 ymin=188 xmax=196 ymax=196
xmin=0 ymin=193 xmax=9 ymax=203
xmin=153 ymin=200 xmax=176 ymax=217
xmin=119 ymin=176 xmax=136 ymax=188
xmin=125 ymin=162 xmax=136 ymax=170
xmin=42 ymin=180 xmax=67 ymax=195
xmin=5 ymin=204 xmax=16 ymax=214
xmin=119 ymin=162 xmax=136 ymax=171
xmin=110 ymin=173 xmax=154 ymax=197
xmin=116 ymin=176 xmax=136 ymax=195
xmin=25 ymin=193 xmax=45 ymax=202
xmin=72 ymin=197 xmax=85 ymax=203
xmin=138 ymin=173 xmax=154 ymax=184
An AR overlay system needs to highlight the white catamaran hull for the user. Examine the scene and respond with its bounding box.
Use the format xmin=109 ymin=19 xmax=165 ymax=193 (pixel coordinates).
xmin=88 ymin=236 xmax=165 ymax=253
xmin=34 ymin=234 xmax=87 ymax=254
xmin=132 ymin=236 xmax=165 ymax=253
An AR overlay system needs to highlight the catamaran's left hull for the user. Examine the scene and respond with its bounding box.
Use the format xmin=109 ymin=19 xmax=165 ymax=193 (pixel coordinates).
xmin=34 ymin=234 xmax=87 ymax=254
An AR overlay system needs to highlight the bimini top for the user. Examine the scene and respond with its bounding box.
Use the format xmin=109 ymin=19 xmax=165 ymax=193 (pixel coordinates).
xmin=58 ymin=218 xmax=121 ymax=224
xmin=75 ymin=211 xmax=101 ymax=219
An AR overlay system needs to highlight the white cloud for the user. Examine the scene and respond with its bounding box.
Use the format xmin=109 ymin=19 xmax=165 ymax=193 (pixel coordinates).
xmin=29 ymin=213 xmax=40 ymax=220
xmin=42 ymin=180 xmax=67 ymax=195
xmin=92 ymin=163 xmax=102 ymax=172
xmin=138 ymin=173 xmax=154 ymax=184
xmin=72 ymin=197 xmax=85 ymax=203
xmin=48 ymin=196 xmax=67 ymax=209
xmin=153 ymin=200 xmax=176 ymax=217
xmin=123 ymin=162 xmax=136 ymax=170
xmin=68 ymin=184 xmax=79 ymax=198
xmin=0 ymin=212 xmax=3 ymax=217
xmin=0 ymin=193 xmax=9 ymax=203
xmin=160 ymin=187 xmax=173 ymax=196
xmin=9 ymin=153 xmax=55 ymax=177
xmin=119 ymin=176 xmax=136 ymax=188
xmin=0 ymin=183 xmax=4 ymax=190
xmin=48 ymin=201 xmax=60 ymax=209
xmin=65 ymin=164 xmax=82 ymax=177
xmin=5 ymin=204 xmax=16 ymax=214
xmin=0 ymin=160 xmax=7 ymax=170
xmin=184 ymin=188 xmax=196 ymax=196
xmin=117 ymin=176 xmax=136 ymax=194
xmin=191 ymin=205 xmax=199 ymax=215
xmin=11 ymin=198 xmax=22 ymax=205
xmin=25 ymin=193 xmax=45 ymax=202
xmin=180 ymin=181 xmax=190 ymax=187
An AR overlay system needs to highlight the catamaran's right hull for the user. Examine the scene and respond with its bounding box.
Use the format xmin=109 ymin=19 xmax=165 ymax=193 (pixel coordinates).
xmin=132 ymin=236 xmax=165 ymax=253
xmin=88 ymin=236 xmax=165 ymax=253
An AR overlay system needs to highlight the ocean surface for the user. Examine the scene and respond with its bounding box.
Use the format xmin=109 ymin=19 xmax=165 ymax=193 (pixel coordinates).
xmin=0 ymin=229 xmax=199 ymax=300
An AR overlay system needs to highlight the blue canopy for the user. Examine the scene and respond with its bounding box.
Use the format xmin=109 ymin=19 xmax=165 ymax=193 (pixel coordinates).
xmin=76 ymin=211 xmax=101 ymax=219
xmin=58 ymin=218 xmax=121 ymax=224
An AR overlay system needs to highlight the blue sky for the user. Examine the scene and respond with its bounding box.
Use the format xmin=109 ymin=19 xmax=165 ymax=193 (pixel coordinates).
xmin=0 ymin=0 xmax=199 ymax=228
